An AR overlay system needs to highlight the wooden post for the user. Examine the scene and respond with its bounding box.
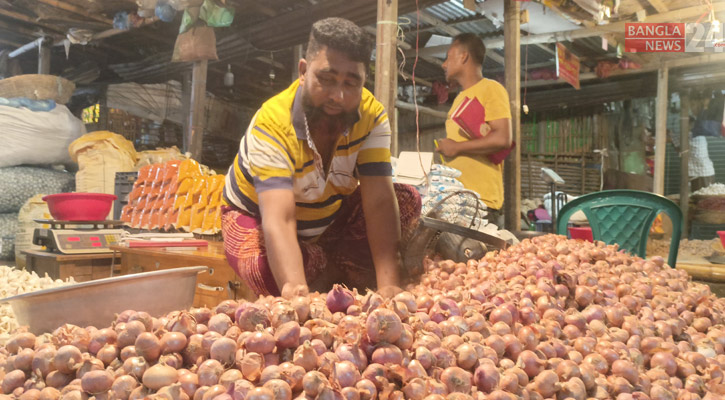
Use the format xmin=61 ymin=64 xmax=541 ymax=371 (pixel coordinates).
xmin=653 ymin=66 xmax=668 ymax=195
xmin=292 ymin=45 xmax=303 ymax=80
xmin=181 ymin=70 xmax=192 ymax=153
xmin=679 ymin=93 xmax=690 ymax=238
xmin=503 ymin=0 xmax=521 ymax=231
xmin=375 ymin=0 xmax=398 ymax=156
xmin=38 ymin=42 xmax=50 ymax=74
xmin=186 ymin=60 xmax=208 ymax=161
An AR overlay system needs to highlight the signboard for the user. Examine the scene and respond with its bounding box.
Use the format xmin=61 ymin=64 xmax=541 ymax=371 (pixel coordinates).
xmin=625 ymin=22 xmax=724 ymax=53
xmin=556 ymin=42 xmax=580 ymax=90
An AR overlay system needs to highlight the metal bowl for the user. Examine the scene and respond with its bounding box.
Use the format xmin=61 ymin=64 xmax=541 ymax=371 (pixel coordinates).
xmin=1 ymin=266 xmax=208 ymax=334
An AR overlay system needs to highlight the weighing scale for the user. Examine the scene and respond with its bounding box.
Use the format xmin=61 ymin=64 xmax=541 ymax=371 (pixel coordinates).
xmin=32 ymin=220 xmax=125 ymax=254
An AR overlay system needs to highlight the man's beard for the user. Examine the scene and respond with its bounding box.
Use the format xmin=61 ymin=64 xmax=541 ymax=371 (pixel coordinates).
xmin=302 ymin=93 xmax=358 ymax=135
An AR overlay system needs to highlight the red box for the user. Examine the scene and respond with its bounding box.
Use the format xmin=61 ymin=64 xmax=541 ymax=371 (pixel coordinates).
xmin=569 ymin=227 xmax=594 ymax=242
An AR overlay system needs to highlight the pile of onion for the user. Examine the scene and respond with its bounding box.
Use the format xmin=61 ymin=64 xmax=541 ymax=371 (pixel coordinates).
xmin=0 ymin=234 xmax=724 ymax=400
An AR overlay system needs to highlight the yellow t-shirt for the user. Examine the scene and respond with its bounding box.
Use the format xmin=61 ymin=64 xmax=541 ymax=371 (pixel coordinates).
xmin=444 ymin=78 xmax=511 ymax=210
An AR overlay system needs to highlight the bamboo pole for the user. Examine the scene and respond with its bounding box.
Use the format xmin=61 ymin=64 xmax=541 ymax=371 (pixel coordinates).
xmin=654 ymin=66 xmax=669 ymax=195
xmin=186 ymin=60 xmax=208 ymax=161
xmin=680 ymin=93 xmax=690 ymax=238
xmin=503 ymin=0 xmax=521 ymax=232
xmin=375 ymin=0 xmax=399 ymax=156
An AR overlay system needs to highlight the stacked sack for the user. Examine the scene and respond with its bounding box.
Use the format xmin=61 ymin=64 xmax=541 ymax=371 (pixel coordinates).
xmin=14 ymin=195 xmax=52 ymax=269
xmin=120 ymin=159 xmax=224 ymax=234
xmin=0 ymin=167 xmax=74 ymax=260
xmin=419 ymin=164 xmax=488 ymax=230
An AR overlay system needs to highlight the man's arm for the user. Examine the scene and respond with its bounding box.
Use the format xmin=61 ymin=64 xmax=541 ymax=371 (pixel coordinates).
xmin=437 ymin=118 xmax=512 ymax=157
xmin=258 ymin=189 xmax=307 ymax=290
xmin=359 ymin=175 xmax=401 ymax=291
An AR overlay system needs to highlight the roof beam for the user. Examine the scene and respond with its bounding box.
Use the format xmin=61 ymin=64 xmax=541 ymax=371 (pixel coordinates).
xmin=36 ymin=0 xmax=113 ymax=25
xmin=238 ymin=0 xmax=278 ymax=17
xmin=402 ymin=14 xmax=491 ymax=34
xmin=645 ymin=0 xmax=668 ymax=13
xmin=416 ymin=10 xmax=461 ymax=37
xmin=0 ymin=37 xmax=24 ymax=47
xmin=0 ymin=9 xmax=64 ymax=34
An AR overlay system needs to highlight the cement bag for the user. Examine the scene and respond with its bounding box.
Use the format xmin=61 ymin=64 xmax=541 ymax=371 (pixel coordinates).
xmin=0 ymin=104 xmax=85 ymax=168
xmin=0 ymin=167 xmax=75 ymax=213
xmin=69 ymin=131 xmax=137 ymax=196
xmin=136 ymin=146 xmax=186 ymax=169
xmin=14 ymin=195 xmax=51 ymax=269
xmin=0 ymin=213 xmax=18 ymax=260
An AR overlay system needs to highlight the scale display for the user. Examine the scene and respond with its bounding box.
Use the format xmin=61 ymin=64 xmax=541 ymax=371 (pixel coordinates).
xmin=34 ymin=228 xmax=124 ymax=254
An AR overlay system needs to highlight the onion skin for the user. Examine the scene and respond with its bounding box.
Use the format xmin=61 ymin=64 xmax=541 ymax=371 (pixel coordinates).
xmin=440 ymin=367 xmax=472 ymax=394
xmin=366 ymin=309 xmax=403 ymax=344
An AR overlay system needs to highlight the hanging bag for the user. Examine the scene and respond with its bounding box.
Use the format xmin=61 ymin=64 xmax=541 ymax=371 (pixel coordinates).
xmin=171 ymin=24 xmax=219 ymax=62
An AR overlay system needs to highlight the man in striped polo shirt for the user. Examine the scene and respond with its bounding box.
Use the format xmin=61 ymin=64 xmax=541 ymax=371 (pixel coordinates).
xmin=222 ymin=17 xmax=421 ymax=298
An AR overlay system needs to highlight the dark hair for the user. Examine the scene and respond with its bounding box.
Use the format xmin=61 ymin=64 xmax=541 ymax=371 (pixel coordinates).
xmin=306 ymin=17 xmax=373 ymax=68
xmin=452 ymin=33 xmax=486 ymax=66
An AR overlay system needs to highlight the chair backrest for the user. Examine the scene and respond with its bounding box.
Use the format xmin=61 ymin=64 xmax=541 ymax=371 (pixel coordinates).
xmin=556 ymin=190 xmax=682 ymax=267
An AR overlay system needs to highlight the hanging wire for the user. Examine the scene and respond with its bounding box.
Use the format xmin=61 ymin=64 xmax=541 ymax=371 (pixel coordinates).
xmin=412 ymin=0 xmax=429 ymax=178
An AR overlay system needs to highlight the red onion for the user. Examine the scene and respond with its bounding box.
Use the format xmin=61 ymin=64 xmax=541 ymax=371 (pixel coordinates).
xmin=326 ymin=284 xmax=355 ymax=314
xmin=236 ymin=303 xmax=272 ymax=332
xmin=473 ymin=362 xmax=500 ymax=392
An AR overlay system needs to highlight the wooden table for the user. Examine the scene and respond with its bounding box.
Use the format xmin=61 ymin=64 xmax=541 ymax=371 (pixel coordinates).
xmin=110 ymin=242 xmax=255 ymax=307
xmin=677 ymin=255 xmax=725 ymax=282
xmin=675 ymin=241 xmax=725 ymax=283
xmin=22 ymin=250 xmax=121 ymax=282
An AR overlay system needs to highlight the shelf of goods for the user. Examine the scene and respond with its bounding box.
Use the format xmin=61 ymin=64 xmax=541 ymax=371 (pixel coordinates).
xmin=0 ymin=234 xmax=723 ymax=399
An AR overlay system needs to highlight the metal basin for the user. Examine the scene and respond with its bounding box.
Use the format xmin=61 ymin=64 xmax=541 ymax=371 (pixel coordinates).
xmin=1 ymin=266 xmax=208 ymax=334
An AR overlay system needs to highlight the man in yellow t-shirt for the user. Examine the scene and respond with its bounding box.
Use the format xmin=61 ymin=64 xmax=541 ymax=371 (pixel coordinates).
xmin=435 ymin=33 xmax=512 ymax=224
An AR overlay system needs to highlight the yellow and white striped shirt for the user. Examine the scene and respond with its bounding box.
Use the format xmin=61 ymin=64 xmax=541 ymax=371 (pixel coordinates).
xmin=223 ymin=79 xmax=392 ymax=238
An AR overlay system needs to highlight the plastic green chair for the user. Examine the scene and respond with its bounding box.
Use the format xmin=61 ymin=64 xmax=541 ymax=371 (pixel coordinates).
xmin=556 ymin=190 xmax=682 ymax=267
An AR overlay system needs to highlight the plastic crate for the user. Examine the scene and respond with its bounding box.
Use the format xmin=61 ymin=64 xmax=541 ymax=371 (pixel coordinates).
xmin=114 ymin=171 xmax=139 ymax=220
xmin=689 ymin=221 xmax=725 ymax=240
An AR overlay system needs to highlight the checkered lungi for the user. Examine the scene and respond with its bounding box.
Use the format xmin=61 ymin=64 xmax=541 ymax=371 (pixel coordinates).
xmin=221 ymin=184 xmax=421 ymax=296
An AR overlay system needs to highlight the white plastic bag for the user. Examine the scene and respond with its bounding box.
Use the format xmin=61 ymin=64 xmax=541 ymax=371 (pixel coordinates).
xmin=0 ymin=104 xmax=85 ymax=168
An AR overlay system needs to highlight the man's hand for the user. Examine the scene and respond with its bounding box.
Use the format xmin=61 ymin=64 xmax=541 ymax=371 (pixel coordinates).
xmin=359 ymin=175 xmax=402 ymax=292
xmin=281 ymin=283 xmax=309 ymax=299
xmin=258 ymin=189 xmax=306 ymax=293
xmin=435 ymin=138 xmax=460 ymax=158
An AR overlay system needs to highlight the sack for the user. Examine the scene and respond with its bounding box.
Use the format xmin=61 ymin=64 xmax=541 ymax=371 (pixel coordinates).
xmin=0 ymin=104 xmax=85 ymax=168
xmin=69 ymin=131 xmax=137 ymax=216
xmin=171 ymin=26 xmax=218 ymax=63
xmin=199 ymin=0 xmax=235 ymax=27
xmin=14 ymin=195 xmax=51 ymax=269
xmin=0 ymin=213 xmax=18 ymax=261
xmin=0 ymin=167 xmax=75 ymax=214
